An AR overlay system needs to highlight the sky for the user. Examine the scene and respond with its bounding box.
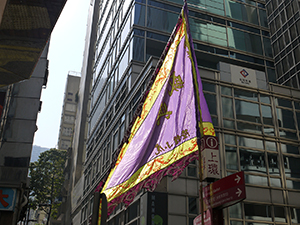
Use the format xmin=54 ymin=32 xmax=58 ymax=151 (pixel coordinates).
xmin=33 ymin=0 xmax=90 ymax=148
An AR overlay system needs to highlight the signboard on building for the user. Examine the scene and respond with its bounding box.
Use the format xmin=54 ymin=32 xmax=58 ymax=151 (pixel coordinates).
xmin=0 ymin=187 xmax=17 ymax=211
xmin=141 ymin=192 xmax=168 ymax=225
xmin=231 ymin=65 xmax=257 ymax=88
xmin=201 ymin=136 xmax=221 ymax=180
xmin=203 ymin=171 xmax=246 ymax=209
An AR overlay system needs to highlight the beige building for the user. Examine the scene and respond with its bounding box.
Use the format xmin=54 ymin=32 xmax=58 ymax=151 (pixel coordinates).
xmin=57 ymin=73 xmax=81 ymax=151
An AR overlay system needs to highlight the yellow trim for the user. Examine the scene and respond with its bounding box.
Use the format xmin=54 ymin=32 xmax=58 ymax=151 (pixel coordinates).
xmin=103 ymin=137 xmax=198 ymax=202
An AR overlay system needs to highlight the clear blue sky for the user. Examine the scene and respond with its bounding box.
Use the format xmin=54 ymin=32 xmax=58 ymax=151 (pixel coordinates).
xmin=33 ymin=0 xmax=90 ymax=148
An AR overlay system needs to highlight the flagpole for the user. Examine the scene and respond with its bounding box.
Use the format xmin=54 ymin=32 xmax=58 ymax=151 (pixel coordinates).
xmin=182 ymin=1 xmax=205 ymax=224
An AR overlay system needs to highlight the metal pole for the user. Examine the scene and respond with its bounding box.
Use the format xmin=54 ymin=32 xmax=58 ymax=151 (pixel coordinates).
xmin=198 ymin=139 xmax=205 ymax=225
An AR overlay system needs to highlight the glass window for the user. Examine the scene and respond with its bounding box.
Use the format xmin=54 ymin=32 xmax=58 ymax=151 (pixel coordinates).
xmin=244 ymin=174 xmax=268 ymax=186
xmin=234 ymin=89 xmax=258 ymax=101
xmin=259 ymin=9 xmax=268 ymax=27
xmin=222 ymin=97 xmax=234 ymax=118
xmin=224 ymin=134 xmax=236 ymax=145
xmin=240 ymin=148 xmax=266 ymax=173
xmin=239 ymin=136 xmax=263 ymax=149
xmin=146 ymin=39 xmax=165 ymax=61
xmin=228 ymin=28 xmax=263 ymax=55
xmin=263 ymin=37 xmax=273 ymax=58
xmin=221 ymin=86 xmax=232 ymax=95
xmin=229 ymin=203 xmax=242 ymax=218
xmin=274 ymin=206 xmax=286 ymax=222
xmin=260 ymin=94 xmax=270 ymax=104
xmin=265 ymin=141 xmax=277 ymax=151
xmin=131 ymin=36 xmax=144 ymax=62
xmin=268 ymin=153 xmax=280 ymax=175
xmin=237 ymin=122 xmax=262 ymax=134
xmin=276 ymin=98 xmax=293 ymax=108
xmin=204 ymin=93 xmax=217 ymax=115
xmin=261 ymin=105 xmax=273 ymax=125
xmin=276 ymin=108 xmax=295 ymax=129
xmin=235 ymin=100 xmax=261 ymax=123
xmin=226 ymin=146 xmax=238 ymax=169
xmin=188 ymin=197 xmax=197 ymax=214
xmin=244 ymin=204 xmax=272 ymax=221
xmin=286 ymin=180 xmax=300 ymax=190
xmin=190 ymin=18 xmax=227 ymax=47
xmin=284 ymin=156 xmax=300 ymax=178
xmin=270 ymin=177 xmax=282 ymax=187
xmin=225 ymin=0 xmax=259 ymax=25
xmin=202 ymin=82 xmax=216 ymax=92
xmin=224 ymin=119 xmax=235 ymax=129
xmin=147 ymin=7 xmax=177 ymax=33
xmin=281 ymin=143 xmax=299 ymax=154
xmin=290 ymin=207 xmax=300 ymax=223
xmin=134 ymin=4 xmax=145 ymax=26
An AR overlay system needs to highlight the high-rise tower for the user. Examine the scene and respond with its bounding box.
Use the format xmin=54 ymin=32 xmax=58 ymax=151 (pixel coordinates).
xmin=74 ymin=0 xmax=300 ymax=224
xmin=265 ymin=0 xmax=300 ymax=87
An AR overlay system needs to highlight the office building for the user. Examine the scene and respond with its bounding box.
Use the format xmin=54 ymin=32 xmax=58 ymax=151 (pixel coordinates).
xmin=265 ymin=0 xmax=300 ymax=88
xmin=77 ymin=0 xmax=300 ymax=224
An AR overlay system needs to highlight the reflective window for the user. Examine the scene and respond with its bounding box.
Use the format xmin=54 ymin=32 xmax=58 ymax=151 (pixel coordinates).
xmin=225 ymin=146 xmax=238 ymax=169
xmin=221 ymin=86 xmax=232 ymax=96
xmin=147 ymin=7 xmax=178 ymax=33
xmin=261 ymin=105 xmax=273 ymax=125
xmin=274 ymin=206 xmax=286 ymax=222
xmin=202 ymin=82 xmax=216 ymax=92
xmin=134 ymin=4 xmax=145 ymax=26
xmin=235 ymin=100 xmax=261 ymax=123
xmin=284 ymin=156 xmax=300 ymax=178
xmin=244 ymin=204 xmax=272 ymax=221
xmin=228 ymin=28 xmax=263 ymax=55
xmin=225 ymin=0 xmax=259 ymax=25
xmin=239 ymin=136 xmax=263 ymax=149
xmin=234 ymin=89 xmax=258 ymax=101
xmin=276 ymin=108 xmax=295 ymax=129
xmin=222 ymin=97 xmax=234 ymax=118
xmin=259 ymin=9 xmax=268 ymax=27
xmin=268 ymin=153 xmax=280 ymax=175
xmin=131 ymin=36 xmax=144 ymax=62
xmin=281 ymin=143 xmax=299 ymax=154
xmin=190 ymin=18 xmax=227 ymax=47
xmin=204 ymin=93 xmax=217 ymax=115
xmin=240 ymin=148 xmax=266 ymax=173
xmin=244 ymin=174 xmax=268 ymax=186
xmin=229 ymin=203 xmax=242 ymax=218
xmin=224 ymin=134 xmax=236 ymax=145
xmin=276 ymin=98 xmax=293 ymax=108
xmin=237 ymin=122 xmax=262 ymax=134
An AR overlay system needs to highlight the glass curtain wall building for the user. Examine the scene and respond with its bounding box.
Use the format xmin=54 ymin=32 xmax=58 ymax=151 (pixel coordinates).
xmin=79 ymin=0 xmax=299 ymax=224
xmin=265 ymin=0 xmax=300 ymax=88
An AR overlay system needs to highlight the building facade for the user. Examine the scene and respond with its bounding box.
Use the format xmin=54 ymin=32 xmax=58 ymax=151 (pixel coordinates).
xmin=265 ymin=0 xmax=300 ymax=88
xmin=57 ymin=73 xmax=81 ymax=151
xmin=79 ymin=0 xmax=300 ymax=224
xmin=0 ymin=43 xmax=49 ymax=224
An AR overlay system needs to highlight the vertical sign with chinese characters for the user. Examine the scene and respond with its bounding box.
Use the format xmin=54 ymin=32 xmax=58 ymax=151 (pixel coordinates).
xmin=201 ymin=136 xmax=220 ymax=180
xmin=146 ymin=192 xmax=168 ymax=225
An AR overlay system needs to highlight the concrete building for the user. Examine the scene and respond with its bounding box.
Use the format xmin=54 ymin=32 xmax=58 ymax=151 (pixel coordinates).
xmin=0 ymin=43 xmax=49 ymax=224
xmin=76 ymin=0 xmax=300 ymax=224
xmin=57 ymin=73 xmax=81 ymax=151
xmin=265 ymin=0 xmax=300 ymax=88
